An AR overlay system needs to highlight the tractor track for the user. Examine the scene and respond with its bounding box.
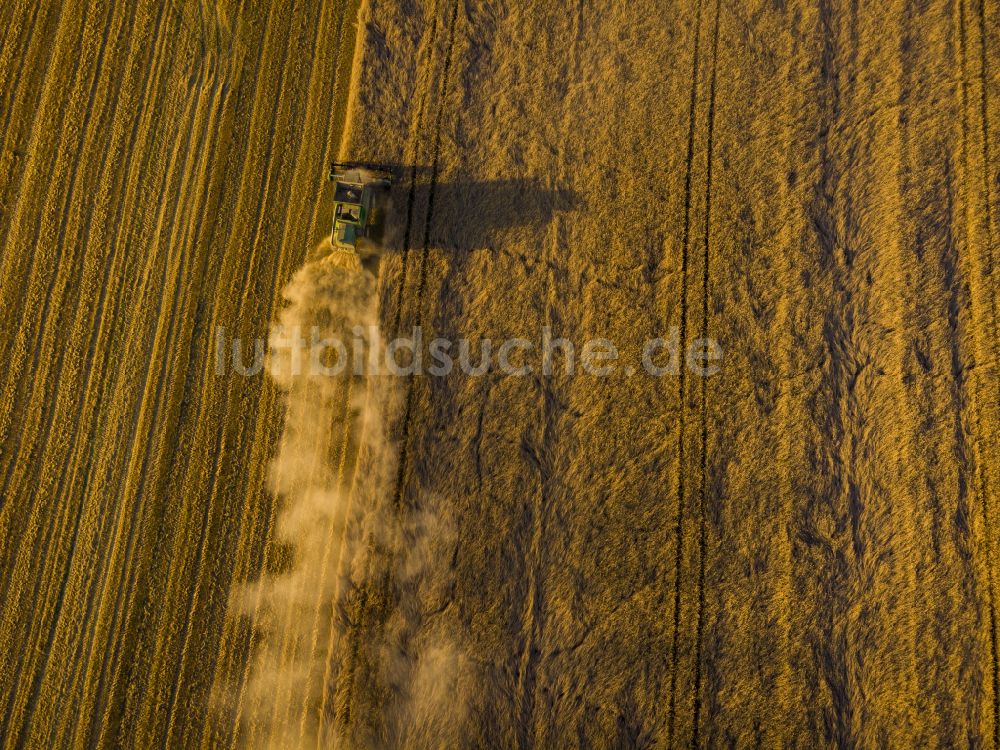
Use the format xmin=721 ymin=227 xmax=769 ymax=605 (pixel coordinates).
xmin=691 ymin=0 xmax=721 ymax=744
xmin=972 ymin=0 xmax=999 ymax=738
xmin=958 ymin=0 xmax=1000 ymax=741
xmin=666 ymin=0 xmax=704 ymax=743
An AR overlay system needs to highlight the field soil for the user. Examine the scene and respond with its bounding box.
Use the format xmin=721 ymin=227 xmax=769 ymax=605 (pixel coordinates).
xmin=1 ymin=0 xmax=998 ymax=747
xmin=335 ymin=0 xmax=1000 ymax=746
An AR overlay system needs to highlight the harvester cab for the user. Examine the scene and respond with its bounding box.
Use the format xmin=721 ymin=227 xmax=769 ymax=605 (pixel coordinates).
xmin=328 ymin=162 xmax=392 ymax=254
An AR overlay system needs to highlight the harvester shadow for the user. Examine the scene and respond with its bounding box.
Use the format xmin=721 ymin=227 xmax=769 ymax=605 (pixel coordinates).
xmin=381 ymin=176 xmax=582 ymax=252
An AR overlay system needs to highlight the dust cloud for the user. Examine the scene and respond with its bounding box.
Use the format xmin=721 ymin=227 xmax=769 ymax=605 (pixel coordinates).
xmin=229 ymin=241 xmax=472 ymax=748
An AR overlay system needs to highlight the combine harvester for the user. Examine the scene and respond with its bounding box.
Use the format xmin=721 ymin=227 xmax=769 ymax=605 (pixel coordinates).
xmin=326 ymin=161 xmax=394 ymax=270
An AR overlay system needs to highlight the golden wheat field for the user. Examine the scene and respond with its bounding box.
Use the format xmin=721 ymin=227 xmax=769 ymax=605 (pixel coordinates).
xmin=1 ymin=0 xmax=999 ymax=746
